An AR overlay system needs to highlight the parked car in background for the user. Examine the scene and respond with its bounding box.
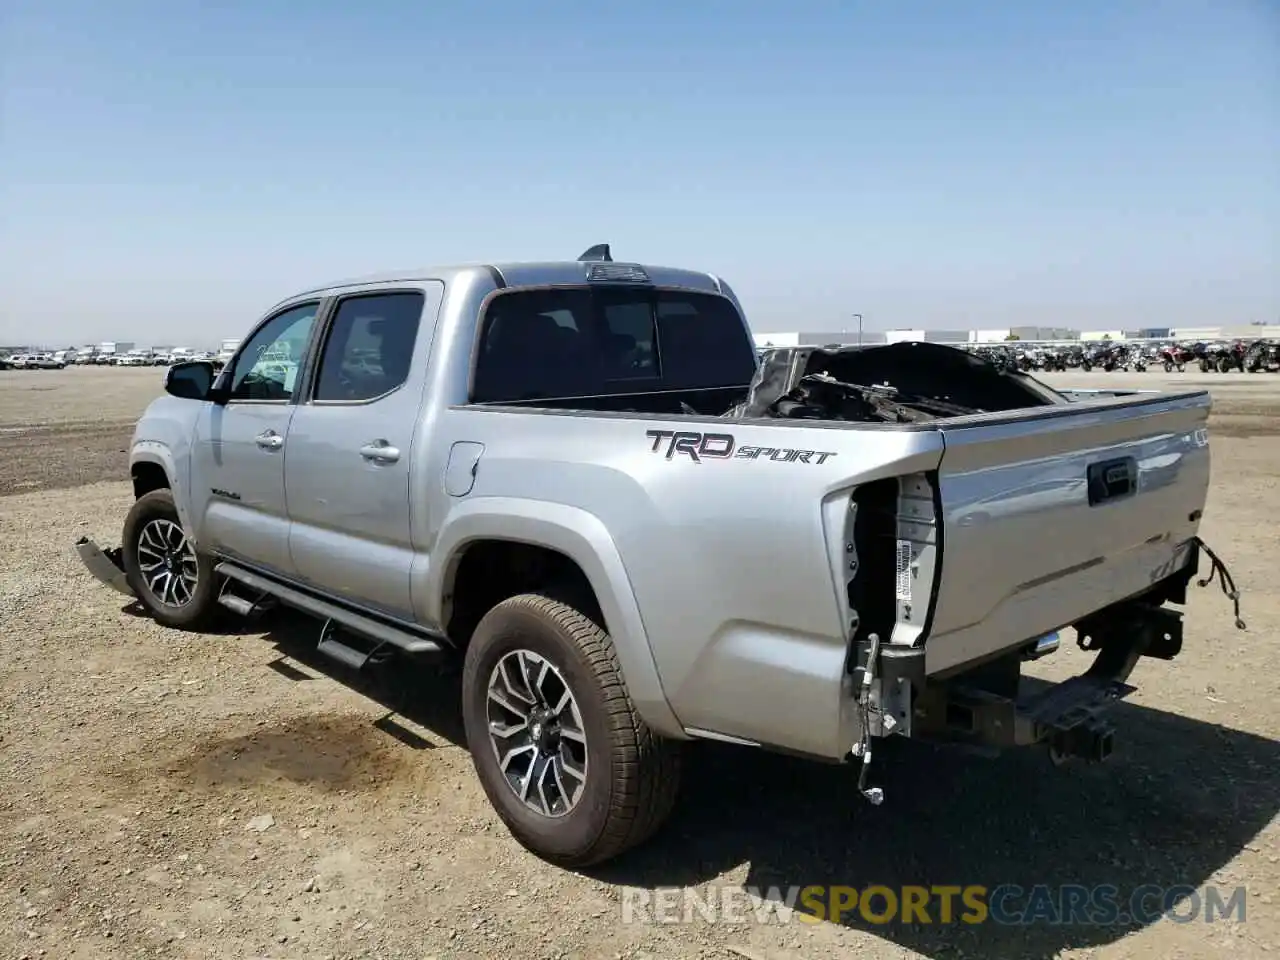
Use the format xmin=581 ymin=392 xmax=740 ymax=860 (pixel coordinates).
xmin=24 ymin=353 xmax=67 ymax=369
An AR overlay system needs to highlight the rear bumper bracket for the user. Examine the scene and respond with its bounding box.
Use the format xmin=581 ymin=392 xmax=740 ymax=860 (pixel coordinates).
xmin=74 ymin=537 xmax=134 ymax=597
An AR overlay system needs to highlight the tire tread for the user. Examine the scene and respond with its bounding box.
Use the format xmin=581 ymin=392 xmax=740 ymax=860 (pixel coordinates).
xmin=470 ymin=593 xmax=681 ymax=866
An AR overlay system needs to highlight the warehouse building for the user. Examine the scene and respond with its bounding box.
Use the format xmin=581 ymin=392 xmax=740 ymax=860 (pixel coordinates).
xmin=884 ymin=329 xmax=970 ymax=344
xmin=751 ymin=323 xmax=1278 ymax=350
xmin=1170 ymin=325 xmax=1280 ymax=341
xmin=753 ymin=325 xmax=1070 ymax=347
xmin=753 ymin=330 xmax=888 ymax=349
xmin=969 ymin=326 xmax=1080 ymax=342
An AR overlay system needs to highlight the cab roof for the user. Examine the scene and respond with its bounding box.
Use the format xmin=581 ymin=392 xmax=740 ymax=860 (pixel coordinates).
xmin=281 ymin=244 xmax=727 ymax=306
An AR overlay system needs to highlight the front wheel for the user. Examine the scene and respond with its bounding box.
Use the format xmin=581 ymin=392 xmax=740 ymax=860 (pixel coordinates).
xmin=461 ymin=593 xmax=682 ymax=867
xmin=122 ymin=489 xmax=219 ymax=629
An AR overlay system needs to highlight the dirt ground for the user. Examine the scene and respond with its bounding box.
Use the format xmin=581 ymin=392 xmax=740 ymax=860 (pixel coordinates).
xmin=2 ymin=365 xmax=1277 ymax=960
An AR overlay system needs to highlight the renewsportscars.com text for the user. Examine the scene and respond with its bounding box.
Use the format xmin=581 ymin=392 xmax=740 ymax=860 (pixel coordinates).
xmin=620 ymin=883 xmax=1247 ymax=926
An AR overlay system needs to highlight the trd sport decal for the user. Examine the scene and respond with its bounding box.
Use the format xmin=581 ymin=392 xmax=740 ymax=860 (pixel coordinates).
xmin=645 ymin=430 xmax=837 ymax=464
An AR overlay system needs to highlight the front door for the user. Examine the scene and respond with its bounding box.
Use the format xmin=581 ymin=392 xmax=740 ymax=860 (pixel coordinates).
xmin=284 ymin=287 xmax=438 ymax=618
xmin=190 ymin=302 xmax=320 ymax=575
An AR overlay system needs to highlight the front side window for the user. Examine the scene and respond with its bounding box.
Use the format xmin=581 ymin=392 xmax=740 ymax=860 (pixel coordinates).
xmin=229 ymin=303 xmax=319 ymax=401
xmin=313 ymin=292 xmax=425 ymax=402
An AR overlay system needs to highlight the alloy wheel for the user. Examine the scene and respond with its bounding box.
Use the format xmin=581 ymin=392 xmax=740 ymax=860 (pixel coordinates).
xmin=136 ymin=518 xmax=199 ymax=607
xmin=486 ymin=649 xmax=589 ymax=818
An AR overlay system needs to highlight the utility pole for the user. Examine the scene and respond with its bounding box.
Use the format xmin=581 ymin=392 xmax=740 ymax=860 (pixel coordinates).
xmin=853 ymin=313 xmax=863 ymax=346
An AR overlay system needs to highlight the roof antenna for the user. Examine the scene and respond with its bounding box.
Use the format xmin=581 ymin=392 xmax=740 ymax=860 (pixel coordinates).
xmin=578 ymin=244 xmax=612 ymax=262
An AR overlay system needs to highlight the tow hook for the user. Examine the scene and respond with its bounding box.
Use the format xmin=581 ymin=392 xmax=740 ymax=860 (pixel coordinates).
xmin=74 ymin=537 xmax=135 ymax=597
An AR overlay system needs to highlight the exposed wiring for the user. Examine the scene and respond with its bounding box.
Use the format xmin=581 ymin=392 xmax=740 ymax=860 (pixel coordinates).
xmin=853 ymin=632 xmax=884 ymax=805
xmin=1192 ymin=536 xmax=1246 ymax=630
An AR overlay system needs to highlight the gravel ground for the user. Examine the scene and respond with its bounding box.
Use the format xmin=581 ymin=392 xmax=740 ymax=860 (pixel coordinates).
xmin=0 ymin=368 xmax=156 ymax=496
xmin=1 ymin=366 xmax=1278 ymax=960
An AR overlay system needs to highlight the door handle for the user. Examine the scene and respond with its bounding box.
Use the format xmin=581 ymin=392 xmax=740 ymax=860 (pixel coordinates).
xmin=360 ymin=440 xmax=401 ymax=463
xmin=255 ymin=430 xmax=284 ymax=450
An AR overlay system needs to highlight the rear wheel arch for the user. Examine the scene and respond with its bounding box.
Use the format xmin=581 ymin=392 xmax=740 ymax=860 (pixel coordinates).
xmin=433 ymin=504 xmax=685 ymax=739
xmin=445 ymin=539 xmax=604 ymax=650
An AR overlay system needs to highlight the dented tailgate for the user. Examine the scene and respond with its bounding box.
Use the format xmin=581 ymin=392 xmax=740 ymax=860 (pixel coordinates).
xmin=925 ymin=390 xmax=1212 ymax=674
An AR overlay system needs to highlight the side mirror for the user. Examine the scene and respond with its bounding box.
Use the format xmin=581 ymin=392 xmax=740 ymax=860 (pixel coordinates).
xmin=164 ymin=360 xmax=215 ymax=401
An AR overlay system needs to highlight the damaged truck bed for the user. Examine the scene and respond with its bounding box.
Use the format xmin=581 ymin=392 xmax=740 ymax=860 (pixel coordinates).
xmin=723 ymin=340 xmax=1072 ymax=423
xmin=717 ymin=340 xmax=1241 ymax=780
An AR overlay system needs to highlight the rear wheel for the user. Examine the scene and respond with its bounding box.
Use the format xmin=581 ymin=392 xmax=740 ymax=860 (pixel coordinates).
xmin=122 ymin=489 xmax=218 ymax=630
xmin=461 ymin=593 xmax=682 ymax=867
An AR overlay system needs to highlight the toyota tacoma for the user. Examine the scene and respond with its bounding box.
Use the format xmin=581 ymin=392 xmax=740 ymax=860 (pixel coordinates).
xmin=76 ymin=245 xmax=1243 ymax=867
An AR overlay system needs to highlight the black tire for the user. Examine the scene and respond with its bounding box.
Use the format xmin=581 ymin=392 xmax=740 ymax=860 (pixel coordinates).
xmin=461 ymin=593 xmax=682 ymax=867
xmin=122 ymin=489 xmax=218 ymax=630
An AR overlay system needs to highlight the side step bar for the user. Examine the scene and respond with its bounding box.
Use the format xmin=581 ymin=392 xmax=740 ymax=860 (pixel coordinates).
xmin=316 ymin=620 xmax=399 ymax=671
xmin=217 ymin=579 xmax=277 ymax=618
xmin=218 ymin=592 xmax=265 ymax=617
xmin=214 ymin=562 xmax=444 ymax=662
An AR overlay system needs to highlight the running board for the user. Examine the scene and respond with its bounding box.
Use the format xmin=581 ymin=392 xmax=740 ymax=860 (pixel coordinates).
xmin=218 ymin=593 xmax=267 ymax=617
xmin=316 ymin=620 xmax=396 ymax=671
xmin=217 ymin=580 xmax=277 ymax=618
xmin=214 ymin=562 xmax=444 ymax=658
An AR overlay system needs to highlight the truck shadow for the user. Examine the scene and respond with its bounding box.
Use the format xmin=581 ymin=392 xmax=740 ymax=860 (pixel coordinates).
xmin=235 ymin=607 xmax=469 ymax=750
xmin=235 ymin=609 xmax=1276 ymax=959
xmin=590 ymin=693 xmax=1279 ymax=958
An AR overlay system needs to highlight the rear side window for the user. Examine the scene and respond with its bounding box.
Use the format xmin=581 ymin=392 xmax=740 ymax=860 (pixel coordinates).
xmin=313 ymin=292 xmax=425 ymax=402
xmin=471 ymin=287 xmax=754 ymax=403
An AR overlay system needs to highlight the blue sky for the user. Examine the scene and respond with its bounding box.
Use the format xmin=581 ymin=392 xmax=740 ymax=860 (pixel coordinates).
xmin=1 ymin=0 xmax=1276 ymax=346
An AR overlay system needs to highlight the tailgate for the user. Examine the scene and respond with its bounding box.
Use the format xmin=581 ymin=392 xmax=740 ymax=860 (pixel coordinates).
xmin=925 ymin=390 xmax=1211 ymax=674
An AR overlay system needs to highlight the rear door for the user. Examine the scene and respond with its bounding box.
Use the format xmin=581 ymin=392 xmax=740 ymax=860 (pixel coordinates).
xmin=191 ymin=302 xmax=322 ymax=575
xmin=925 ymin=391 xmax=1212 ymax=674
xmin=284 ymin=285 xmax=443 ymax=619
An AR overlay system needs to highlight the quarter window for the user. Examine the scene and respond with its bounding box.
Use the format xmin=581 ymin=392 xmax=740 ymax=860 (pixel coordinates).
xmin=229 ymin=303 xmax=318 ymax=401
xmin=313 ymin=292 xmax=425 ymax=402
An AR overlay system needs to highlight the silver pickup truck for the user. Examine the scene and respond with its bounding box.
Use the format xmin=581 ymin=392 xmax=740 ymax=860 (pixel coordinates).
xmin=77 ymin=245 xmax=1242 ymax=867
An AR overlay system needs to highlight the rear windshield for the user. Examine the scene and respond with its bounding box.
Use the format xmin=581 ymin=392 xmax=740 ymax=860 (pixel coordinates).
xmin=471 ymin=286 xmax=756 ymax=403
